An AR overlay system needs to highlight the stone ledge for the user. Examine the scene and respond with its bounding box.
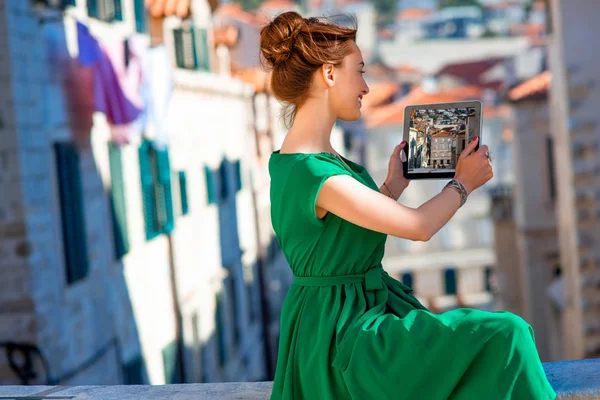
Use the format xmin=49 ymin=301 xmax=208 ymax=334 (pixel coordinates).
xmin=0 ymin=359 xmax=598 ymax=399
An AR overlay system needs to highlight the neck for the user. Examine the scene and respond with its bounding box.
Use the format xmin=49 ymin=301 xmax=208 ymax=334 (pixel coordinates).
xmin=285 ymin=97 xmax=337 ymax=152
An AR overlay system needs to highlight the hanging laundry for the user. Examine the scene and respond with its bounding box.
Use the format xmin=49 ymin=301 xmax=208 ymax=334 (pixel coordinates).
xmin=76 ymin=22 xmax=147 ymax=145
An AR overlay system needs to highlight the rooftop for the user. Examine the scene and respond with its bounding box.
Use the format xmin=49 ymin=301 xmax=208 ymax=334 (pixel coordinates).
xmin=508 ymin=70 xmax=551 ymax=102
xmin=0 ymin=359 xmax=598 ymax=399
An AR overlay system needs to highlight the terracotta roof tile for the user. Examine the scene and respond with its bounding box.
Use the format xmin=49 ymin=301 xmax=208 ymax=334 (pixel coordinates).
xmin=147 ymin=0 xmax=192 ymax=18
xmin=397 ymin=8 xmax=432 ymax=20
xmin=508 ymin=71 xmax=551 ymax=102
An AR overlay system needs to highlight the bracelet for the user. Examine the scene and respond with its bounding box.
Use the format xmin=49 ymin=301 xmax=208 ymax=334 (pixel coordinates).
xmin=444 ymin=179 xmax=468 ymax=207
xmin=382 ymin=182 xmax=398 ymax=201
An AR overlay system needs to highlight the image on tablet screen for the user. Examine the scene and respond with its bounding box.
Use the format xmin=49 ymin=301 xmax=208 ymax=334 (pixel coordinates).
xmin=407 ymin=107 xmax=480 ymax=174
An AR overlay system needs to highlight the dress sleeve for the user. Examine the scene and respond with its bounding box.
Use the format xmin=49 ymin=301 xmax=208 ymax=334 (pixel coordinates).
xmin=286 ymin=155 xmax=353 ymax=225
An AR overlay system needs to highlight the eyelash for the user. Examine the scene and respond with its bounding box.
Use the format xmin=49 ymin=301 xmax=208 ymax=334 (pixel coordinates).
xmin=360 ymin=70 xmax=366 ymax=74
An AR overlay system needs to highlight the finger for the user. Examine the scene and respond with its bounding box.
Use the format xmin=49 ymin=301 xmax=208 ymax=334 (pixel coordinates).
xmin=461 ymin=137 xmax=479 ymax=158
xmin=393 ymin=141 xmax=406 ymax=156
xmin=476 ymin=145 xmax=489 ymax=156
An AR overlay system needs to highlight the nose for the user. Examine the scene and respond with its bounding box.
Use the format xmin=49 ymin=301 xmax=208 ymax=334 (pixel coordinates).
xmin=363 ymin=83 xmax=369 ymax=96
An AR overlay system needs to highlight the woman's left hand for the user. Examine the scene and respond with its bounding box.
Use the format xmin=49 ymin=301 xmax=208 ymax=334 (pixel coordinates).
xmin=384 ymin=141 xmax=410 ymax=200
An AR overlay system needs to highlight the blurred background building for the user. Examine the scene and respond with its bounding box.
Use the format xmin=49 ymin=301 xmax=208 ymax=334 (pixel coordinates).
xmin=0 ymin=0 xmax=598 ymax=388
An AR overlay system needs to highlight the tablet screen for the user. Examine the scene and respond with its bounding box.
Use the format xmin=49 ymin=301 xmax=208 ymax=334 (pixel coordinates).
xmin=403 ymin=101 xmax=482 ymax=179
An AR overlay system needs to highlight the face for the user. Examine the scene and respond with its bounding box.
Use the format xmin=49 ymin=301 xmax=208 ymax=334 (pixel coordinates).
xmin=326 ymin=42 xmax=370 ymax=121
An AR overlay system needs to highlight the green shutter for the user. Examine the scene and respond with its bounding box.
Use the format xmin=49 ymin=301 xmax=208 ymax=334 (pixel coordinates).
xmin=139 ymin=141 xmax=159 ymax=240
xmin=114 ymin=0 xmax=123 ymax=21
xmin=54 ymin=142 xmax=89 ymax=285
xmin=133 ymin=0 xmax=146 ymax=33
xmin=444 ymin=268 xmax=457 ymax=295
xmin=155 ymin=148 xmax=174 ymax=234
xmin=234 ymin=160 xmax=242 ymax=192
xmin=87 ymin=0 xmax=98 ymax=17
xmin=204 ymin=166 xmax=216 ymax=205
xmin=122 ymin=356 xmax=146 ymax=384
xmin=62 ymin=0 xmax=77 ymax=6
xmin=178 ymin=171 xmax=189 ymax=215
xmin=162 ymin=341 xmax=183 ymax=384
xmin=108 ymin=143 xmax=129 ymax=259
xmin=196 ymin=28 xmax=210 ymax=71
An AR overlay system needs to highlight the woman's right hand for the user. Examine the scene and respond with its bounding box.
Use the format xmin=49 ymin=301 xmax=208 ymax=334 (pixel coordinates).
xmin=454 ymin=137 xmax=493 ymax=195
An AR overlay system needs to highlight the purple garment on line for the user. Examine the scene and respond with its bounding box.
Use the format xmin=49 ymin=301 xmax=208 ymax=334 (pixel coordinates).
xmin=76 ymin=22 xmax=143 ymax=142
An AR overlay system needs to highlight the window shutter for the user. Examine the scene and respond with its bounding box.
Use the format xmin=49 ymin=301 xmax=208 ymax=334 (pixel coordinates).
xmin=122 ymin=356 xmax=146 ymax=384
xmin=162 ymin=341 xmax=183 ymax=384
xmin=139 ymin=141 xmax=159 ymax=240
xmin=234 ymin=160 xmax=242 ymax=192
xmin=155 ymin=148 xmax=174 ymax=234
xmin=108 ymin=143 xmax=130 ymax=259
xmin=195 ymin=28 xmax=210 ymax=71
xmin=444 ymin=268 xmax=457 ymax=295
xmin=133 ymin=0 xmax=147 ymax=33
xmin=54 ymin=143 xmax=89 ymax=285
xmin=178 ymin=171 xmax=189 ymax=215
xmin=204 ymin=166 xmax=216 ymax=205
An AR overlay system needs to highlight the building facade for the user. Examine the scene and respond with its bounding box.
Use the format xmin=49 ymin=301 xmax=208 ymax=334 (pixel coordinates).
xmin=0 ymin=0 xmax=287 ymax=386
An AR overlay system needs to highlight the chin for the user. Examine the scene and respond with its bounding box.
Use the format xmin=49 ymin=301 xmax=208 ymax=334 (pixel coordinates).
xmin=339 ymin=109 xmax=362 ymax=122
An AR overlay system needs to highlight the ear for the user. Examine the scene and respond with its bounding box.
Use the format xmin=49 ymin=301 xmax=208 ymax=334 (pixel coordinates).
xmin=321 ymin=63 xmax=335 ymax=87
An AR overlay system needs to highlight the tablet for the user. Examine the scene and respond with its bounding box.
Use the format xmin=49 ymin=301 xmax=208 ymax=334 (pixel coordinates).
xmin=402 ymin=100 xmax=482 ymax=180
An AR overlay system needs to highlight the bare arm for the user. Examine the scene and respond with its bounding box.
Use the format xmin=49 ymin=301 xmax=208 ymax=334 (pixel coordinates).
xmin=317 ymin=175 xmax=461 ymax=241
xmin=317 ymin=138 xmax=492 ymax=242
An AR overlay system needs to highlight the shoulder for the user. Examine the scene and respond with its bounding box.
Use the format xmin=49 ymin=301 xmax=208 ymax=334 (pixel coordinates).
xmin=269 ymin=152 xmax=348 ymax=177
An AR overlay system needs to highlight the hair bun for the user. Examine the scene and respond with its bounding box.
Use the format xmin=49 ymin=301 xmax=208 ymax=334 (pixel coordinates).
xmin=260 ymin=11 xmax=307 ymax=67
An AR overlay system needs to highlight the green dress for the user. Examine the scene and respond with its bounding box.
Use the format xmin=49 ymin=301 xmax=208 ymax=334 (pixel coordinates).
xmin=268 ymin=151 xmax=556 ymax=400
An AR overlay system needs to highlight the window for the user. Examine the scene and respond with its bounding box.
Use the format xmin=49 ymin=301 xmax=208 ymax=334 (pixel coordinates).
xmin=173 ymin=25 xmax=210 ymax=71
xmin=219 ymin=160 xmax=230 ymax=201
xmin=108 ymin=143 xmax=129 ymax=259
xmin=215 ymin=293 xmax=228 ymax=367
xmin=402 ymin=272 xmax=413 ymax=288
xmin=444 ymin=268 xmax=456 ymax=295
xmin=484 ymin=266 xmax=494 ymax=292
xmin=54 ymin=142 xmax=89 ymax=285
xmin=87 ymin=0 xmax=123 ymax=22
xmin=36 ymin=0 xmax=76 ymax=8
xmin=225 ymin=271 xmax=241 ymax=343
xmin=546 ymin=136 xmax=557 ymax=201
xmin=139 ymin=141 xmax=174 ymax=240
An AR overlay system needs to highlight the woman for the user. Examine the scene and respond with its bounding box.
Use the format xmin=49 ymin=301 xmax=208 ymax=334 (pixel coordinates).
xmin=261 ymin=11 xmax=556 ymax=400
